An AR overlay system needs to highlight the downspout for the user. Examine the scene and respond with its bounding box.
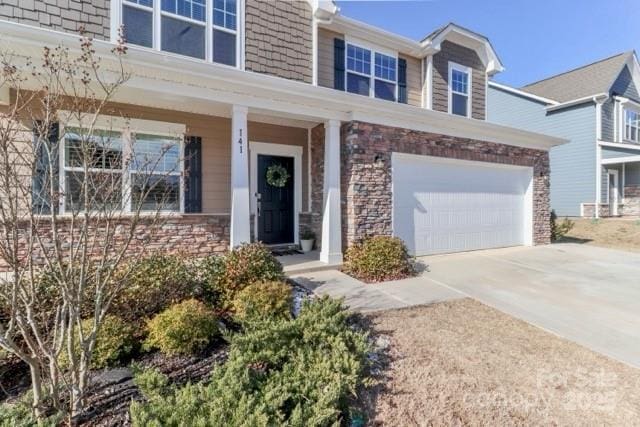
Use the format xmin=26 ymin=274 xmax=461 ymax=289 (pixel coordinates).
xmin=593 ymin=94 xmax=609 ymax=218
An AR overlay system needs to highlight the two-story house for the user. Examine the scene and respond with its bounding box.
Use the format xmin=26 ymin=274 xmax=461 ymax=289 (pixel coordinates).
xmin=488 ymin=51 xmax=640 ymax=218
xmin=0 ymin=0 xmax=563 ymax=265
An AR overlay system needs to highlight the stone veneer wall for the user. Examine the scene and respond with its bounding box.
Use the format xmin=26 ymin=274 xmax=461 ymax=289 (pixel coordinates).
xmin=341 ymin=121 xmax=552 ymax=247
xmin=0 ymin=214 xmax=230 ymax=272
xmin=304 ymin=124 xmax=325 ymax=248
xmin=623 ymin=185 xmax=640 ymax=216
xmin=244 ymin=0 xmax=313 ymax=84
xmin=0 ymin=0 xmax=110 ymax=40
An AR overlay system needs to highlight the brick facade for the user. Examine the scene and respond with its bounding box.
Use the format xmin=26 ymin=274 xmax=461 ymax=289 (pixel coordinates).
xmin=340 ymin=121 xmax=552 ymax=248
xmin=306 ymin=124 xmax=325 ymax=248
xmin=432 ymin=40 xmax=487 ymax=120
xmin=0 ymin=214 xmax=229 ymax=272
xmin=623 ymin=185 xmax=640 ymax=217
xmin=0 ymin=0 xmax=110 ymax=40
xmin=244 ymin=0 xmax=313 ymax=84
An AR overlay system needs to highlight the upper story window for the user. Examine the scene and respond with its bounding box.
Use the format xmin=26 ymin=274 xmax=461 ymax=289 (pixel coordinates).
xmin=120 ymin=0 xmax=238 ymax=66
xmin=624 ymin=109 xmax=640 ymax=143
xmin=448 ymin=62 xmax=471 ymax=117
xmin=346 ymin=43 xmax=397 ymax=102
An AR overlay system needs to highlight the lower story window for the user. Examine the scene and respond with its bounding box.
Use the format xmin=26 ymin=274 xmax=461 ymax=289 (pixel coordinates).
xmin=61 ymin=128 xmax=182 ymax=213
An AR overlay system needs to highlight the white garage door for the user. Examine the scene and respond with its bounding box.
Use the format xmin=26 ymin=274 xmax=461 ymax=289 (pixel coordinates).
xmin=392 ymin=153 xmax=533 ymax=256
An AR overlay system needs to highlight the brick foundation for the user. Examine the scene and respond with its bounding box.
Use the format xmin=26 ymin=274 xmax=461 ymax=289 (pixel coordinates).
xmin=340 ymin=121 xmax=552 ymax=248
xmin=0 ymin=214 xmax=230 ymax=272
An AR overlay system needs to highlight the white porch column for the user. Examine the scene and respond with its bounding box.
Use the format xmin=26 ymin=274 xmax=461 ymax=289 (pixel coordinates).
xmin=230 ymin=105 xmax=251 ymax=247
xmin=320 ymin=119 xmax=343 ymax=264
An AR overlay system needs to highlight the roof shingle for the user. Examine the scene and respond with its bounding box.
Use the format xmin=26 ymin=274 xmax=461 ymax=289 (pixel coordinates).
xmin=520 ymin=52 xmax=633 ymax=103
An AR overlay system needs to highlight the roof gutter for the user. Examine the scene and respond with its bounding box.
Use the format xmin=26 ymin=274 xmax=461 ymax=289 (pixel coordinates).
xmin=546 ymin=93 xmax=609 ymax=112
xmin=0 ymin=20 xmax=567 ymax=151
xmin=488 ymin=81 xmax=559 ymax=105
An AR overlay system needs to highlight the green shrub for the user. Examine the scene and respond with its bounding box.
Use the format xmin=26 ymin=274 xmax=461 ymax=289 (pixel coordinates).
xmin=195 ymin=254 xmax=226 ymax=305
xmin=550 ymin=210 xmax=575 ymax=241
xmin=59 ymin=315 xmax=136 ymax=370
xmin=144 ymin=299 xmax=218 ymax=356
xmin=130 ymin=297 xmax=370 ymax=426
xmin=210 ymin=243 xmax=284 ymax=309
xmin=0 ymin=391 xmax=62 ymax=427
xmin=232 ymin=280 xmax=292 ymax=323
xmin=111 ymin=254 xmax=197 ymax=323
xmin=343 ymin=236 xmax=415 ymax=283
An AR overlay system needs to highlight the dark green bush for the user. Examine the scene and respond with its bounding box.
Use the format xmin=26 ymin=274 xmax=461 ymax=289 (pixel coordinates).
xmin=550 ymin=210 xmax=575 ymax=241
xmin=111 ymin=254 xmax=197 ymax=323
xmin=144 ymin=299 xmax=218 ymax=356
xmin=130 ymin=297 xmax=370 ymax=426
xmin=343 ymin=236 xmax=415 ymax=283
xmin=232 ymin=280 xmax=292 ymax=323
xmin=59 ymin=315 xmax=136 ymax=370
xmin=208 ymin=243 xmax=284 ymax=309
xmin=0 ymin=391 xmax=62 ymax=427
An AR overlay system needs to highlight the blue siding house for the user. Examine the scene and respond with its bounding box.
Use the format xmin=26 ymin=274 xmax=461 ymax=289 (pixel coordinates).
xmin=488 ymin=52 xmax=640 ymax=218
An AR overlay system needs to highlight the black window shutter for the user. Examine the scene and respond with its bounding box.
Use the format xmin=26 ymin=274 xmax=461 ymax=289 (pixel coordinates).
xmin=184 ymin=136 xmax=202 ymax=213
xmin=32 ymin=122 xmax=59 ymax=214
xmin=398 ymin=58 xmax=408 ymax=104
xmin=334 ymin=38 xmax=346 ymax=91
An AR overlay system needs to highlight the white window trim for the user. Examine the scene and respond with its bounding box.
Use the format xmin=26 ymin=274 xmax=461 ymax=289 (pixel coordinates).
xmin=344 ymin=38 xmax=399 ymax=102
xmin=114 ymin=0 xmax=243 ymax=68
xmin=448 ymin=61 xmax=472 ymax=118
xmin=58 ymin=116 xmax=186 ymax=215
xmin=623 ymin=106 xmax=640 ymax=143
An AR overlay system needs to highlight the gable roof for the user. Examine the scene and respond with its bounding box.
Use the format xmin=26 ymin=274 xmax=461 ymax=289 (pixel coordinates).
xmin=520 ymin=52 xmax=634 ymax=103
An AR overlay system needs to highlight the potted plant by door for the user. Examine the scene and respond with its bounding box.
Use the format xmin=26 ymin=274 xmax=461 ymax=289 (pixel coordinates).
xmin=300 ymin=230 xmax=316 ymax=253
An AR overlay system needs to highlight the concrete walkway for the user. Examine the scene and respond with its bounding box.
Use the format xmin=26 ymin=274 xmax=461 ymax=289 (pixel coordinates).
xmin=289 ymin=243 xmax=640 ymax=368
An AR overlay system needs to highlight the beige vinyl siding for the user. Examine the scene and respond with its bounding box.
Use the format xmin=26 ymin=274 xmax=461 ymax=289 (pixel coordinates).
xmin=318 ymin=28 xmax=343 ymax=89
xmin=432 ymin=40 xmax=487 ymax=120
xmin=400 ymin=54 xmax=422 ymax=107
xmin=11 ymin=99 xmax=309 ymax=215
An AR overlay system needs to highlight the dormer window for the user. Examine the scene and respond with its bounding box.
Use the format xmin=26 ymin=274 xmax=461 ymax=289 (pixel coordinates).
xmin=346 ymin=43 xmax=397 ymax=102
xmin=624 ymin=108 xmax=640 ymax=143
xmin=448 ymin=62 xmax=471 ymax=117
xmin=119 ymin=0 xmax=239 ymax=66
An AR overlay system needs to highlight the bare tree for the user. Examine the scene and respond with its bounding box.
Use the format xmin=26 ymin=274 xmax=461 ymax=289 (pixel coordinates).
xmin=0 ymin=29 xmax=183 ymax=421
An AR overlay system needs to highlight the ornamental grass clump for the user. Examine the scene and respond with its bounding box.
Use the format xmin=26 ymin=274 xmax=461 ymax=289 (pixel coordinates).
xmin=130 ymin=297 xmax=370 ymax=426
xmin=343 ymin=236 xmax=415 ymax=283
xmin=144 ymin=299 xmax=218 ymax=356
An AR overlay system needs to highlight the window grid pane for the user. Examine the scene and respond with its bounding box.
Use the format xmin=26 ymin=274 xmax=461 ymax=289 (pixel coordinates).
xmin=127 ymin=0 xmax=154 ymax=7
xmin=451 ymin=69 xmax=469 ymax=95
xmin=346 ymin=44 xmax=371 ymax=76
xmin=374 ymin=53 xmax=396 ymax=82
xmin=161 ymin=0 xmax=206 ymax=22
xmin=625 ymin=110 xmax=640 ymax=142
xmin=213 ymin=0 xmax=237 ymax=30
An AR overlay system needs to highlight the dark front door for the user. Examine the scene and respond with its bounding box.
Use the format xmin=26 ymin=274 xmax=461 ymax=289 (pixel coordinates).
xmin=257 ymin=154 xmax=294 ymax=245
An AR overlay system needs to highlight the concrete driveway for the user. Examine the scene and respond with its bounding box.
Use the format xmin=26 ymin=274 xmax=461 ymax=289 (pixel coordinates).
xmin=291 ymin=243 xmax=640 ymax=368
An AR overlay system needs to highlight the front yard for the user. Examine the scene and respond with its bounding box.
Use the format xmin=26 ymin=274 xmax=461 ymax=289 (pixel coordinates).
xmin=560 ymin=218 xmax=640 ymax=252
xmin=362 ymin=298 xmax=640 ymax=425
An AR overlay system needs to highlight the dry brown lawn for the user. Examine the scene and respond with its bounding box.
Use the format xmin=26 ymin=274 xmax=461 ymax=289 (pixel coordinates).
xmin=361 ymin=299 xmax=640 ymax=426
xmin=560 ymin=218 xmax=640 ymax=252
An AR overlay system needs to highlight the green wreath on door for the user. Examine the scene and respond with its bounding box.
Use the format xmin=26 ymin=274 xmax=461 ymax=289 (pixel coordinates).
xmin=266 ymin=164 xmax=290 ymax=188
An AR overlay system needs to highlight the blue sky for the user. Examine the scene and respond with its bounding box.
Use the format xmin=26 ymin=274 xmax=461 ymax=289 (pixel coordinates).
xmin=336 ymin=0 xmax=640 ymax=88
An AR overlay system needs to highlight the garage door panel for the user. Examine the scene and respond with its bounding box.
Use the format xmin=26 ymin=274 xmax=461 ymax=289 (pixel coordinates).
xmin=392 ymin=154 xmax=531 ymax=256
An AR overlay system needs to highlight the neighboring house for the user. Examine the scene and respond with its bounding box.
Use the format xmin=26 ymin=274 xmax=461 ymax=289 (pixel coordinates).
xmin=0 ymin=0 xmax=563 ymax=266
xmin=488 ymin=51 xmax=640 ymax=218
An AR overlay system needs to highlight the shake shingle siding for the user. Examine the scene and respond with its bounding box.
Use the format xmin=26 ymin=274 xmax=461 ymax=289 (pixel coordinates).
xmin=244 ymin=0 xmax=313 ymax=84
xmin=433 ymin=40 xmax=486 ymax=120
xmin=0 ymin=0 xmax=110 ymax=40
xmin=488 ymin=85 xmax=596 ymax=216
